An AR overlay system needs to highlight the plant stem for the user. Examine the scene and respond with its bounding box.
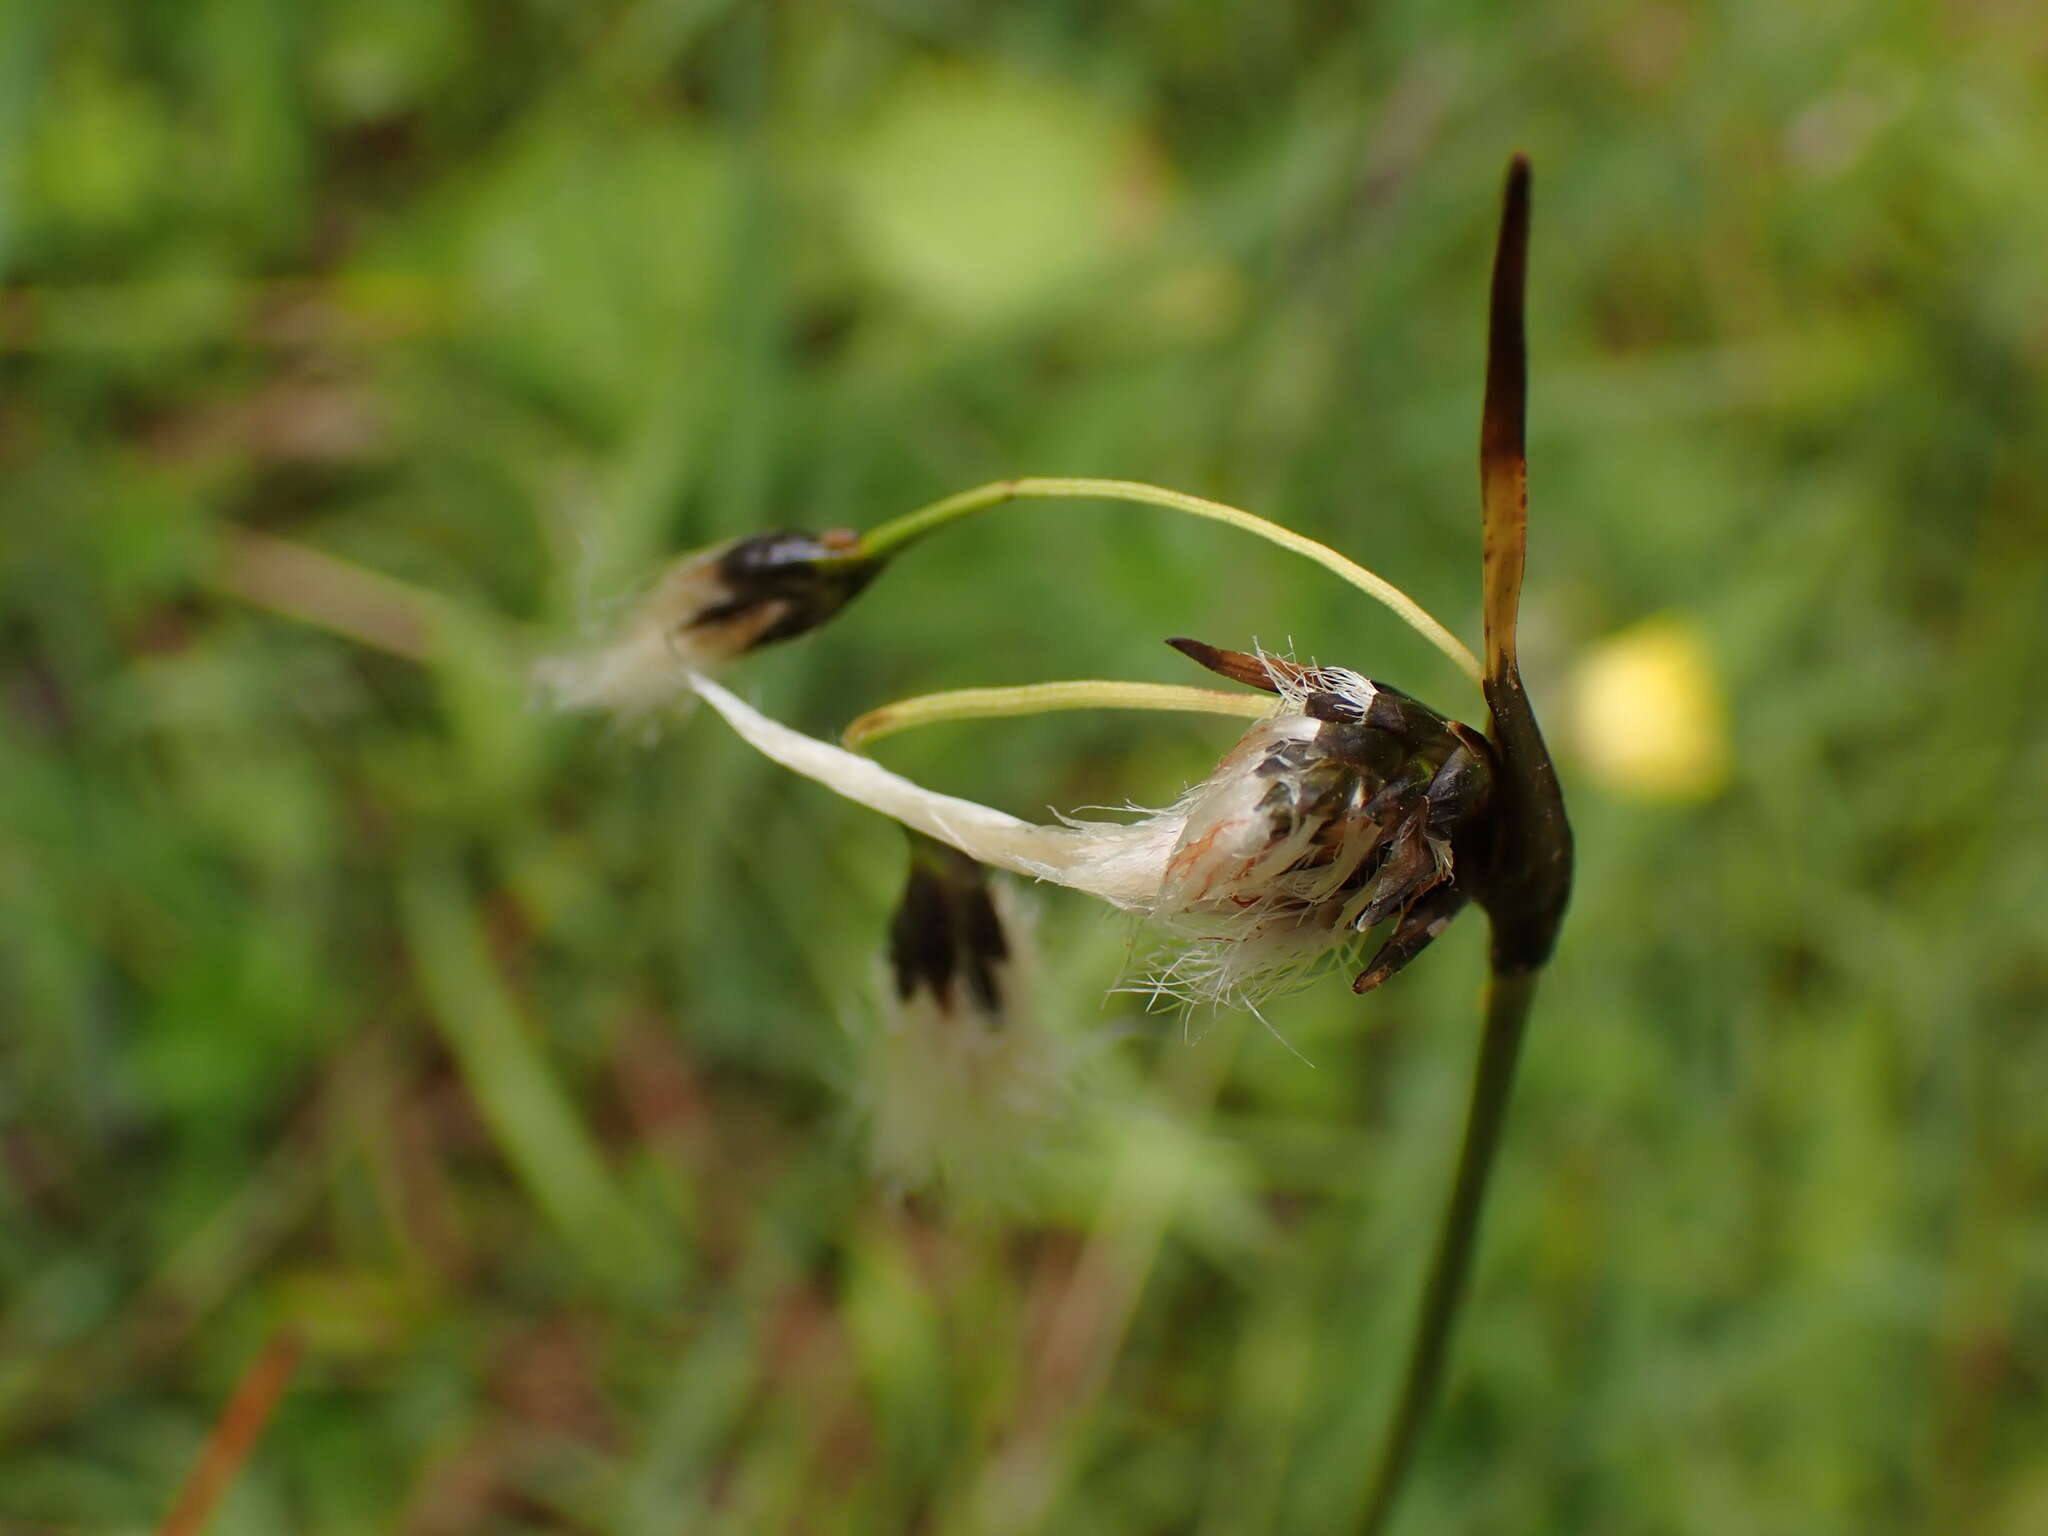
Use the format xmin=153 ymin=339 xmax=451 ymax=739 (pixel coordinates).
xmin=1357 ymin=965 xmax=1537 ymax=1535
xmin=157 ymin=1328 xmax=303 ymax=1536
xmin=849 ymin=477 xmax=1484 ymax=687
xmin=843 ymin=678 xmax=1270 ymax=750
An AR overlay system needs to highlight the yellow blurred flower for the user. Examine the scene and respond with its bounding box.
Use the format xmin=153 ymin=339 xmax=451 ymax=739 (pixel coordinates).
xmin=1569 ymin=616 xmax=1730 ymax=802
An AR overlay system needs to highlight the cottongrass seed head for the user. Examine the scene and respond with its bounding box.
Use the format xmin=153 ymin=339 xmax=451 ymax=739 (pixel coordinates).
xmin=858 ymin=837 xmax=1075 ymax=1205
xmin=535 ymin=529 xmax=879 ymax=720
xmin=688 ymin=637 xmax=1495 ymax=1015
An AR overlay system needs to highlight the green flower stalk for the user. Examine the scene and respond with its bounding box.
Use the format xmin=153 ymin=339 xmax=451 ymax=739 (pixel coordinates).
xmin=539 ymin=470 xmax=1486 ymax=727
xmin=1356 ymin=153 xmax=1572 ymax=1535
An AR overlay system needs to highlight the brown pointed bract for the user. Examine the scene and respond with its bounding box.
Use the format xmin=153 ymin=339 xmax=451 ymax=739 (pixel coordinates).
xmin=1164 ymin=637 xmax=1320 ymax=695
xmin=1470 ymin=156 xmax=1573 ymax=972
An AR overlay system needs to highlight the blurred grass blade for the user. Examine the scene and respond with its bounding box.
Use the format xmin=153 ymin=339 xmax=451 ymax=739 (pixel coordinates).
xmin=156 ymin=1328 xmax=302 ymax=1536
xmin=213 ymin=529 xmax=445 ymax=662
xmin=399 ymin=861 xmax=667 ymax=1296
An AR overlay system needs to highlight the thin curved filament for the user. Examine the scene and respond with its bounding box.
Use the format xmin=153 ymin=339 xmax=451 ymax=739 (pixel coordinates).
xmin=847 ymin=477 xmax=1483 ymax=688
xmin=844 ymin=679 xmax=1272 ymax=751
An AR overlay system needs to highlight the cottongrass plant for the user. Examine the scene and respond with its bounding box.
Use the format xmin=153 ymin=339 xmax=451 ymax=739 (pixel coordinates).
xmin=544 ymin=157 xmax=1570 ymax=1531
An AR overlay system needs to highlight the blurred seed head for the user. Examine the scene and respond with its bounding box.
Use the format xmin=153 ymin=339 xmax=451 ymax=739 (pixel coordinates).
xmin=860 ymin=837 xmax=1073 ymax=1203
xmin=536 ymin=529 xmax=878 ymax=718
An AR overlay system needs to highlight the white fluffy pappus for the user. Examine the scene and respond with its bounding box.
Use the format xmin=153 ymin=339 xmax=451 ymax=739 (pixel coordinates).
xmin=690 ymin=663 xmax=1437 ymax=1011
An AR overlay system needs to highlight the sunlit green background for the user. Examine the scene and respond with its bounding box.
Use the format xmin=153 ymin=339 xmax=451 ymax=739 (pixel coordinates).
xmin=5 ymin=2 xmax=2046 ymax=1532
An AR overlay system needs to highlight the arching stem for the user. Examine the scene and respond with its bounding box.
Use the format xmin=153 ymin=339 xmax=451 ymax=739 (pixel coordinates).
xmin=845 ymin=477 xmax=1483 ymax=687
xmin=844 ymin=679 xmax=1270 ymax=751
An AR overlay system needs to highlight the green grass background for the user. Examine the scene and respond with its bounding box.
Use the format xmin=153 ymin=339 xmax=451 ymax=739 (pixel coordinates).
xmin=4 ymin=2 xmax=2046 ymax=1531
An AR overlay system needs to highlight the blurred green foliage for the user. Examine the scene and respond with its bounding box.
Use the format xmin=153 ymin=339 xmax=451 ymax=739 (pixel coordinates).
xmin=3 ymin=1 xmax=2047 ymax=1532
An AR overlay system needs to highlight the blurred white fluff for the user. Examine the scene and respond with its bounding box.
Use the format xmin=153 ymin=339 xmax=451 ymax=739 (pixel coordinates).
xmin=534 ymin=537 xmax=760 ymax=719
xmin=538 ymin=530 xmax=875 ymax=721
xmin=860 ymin=877 xmax=1071 ymax=1201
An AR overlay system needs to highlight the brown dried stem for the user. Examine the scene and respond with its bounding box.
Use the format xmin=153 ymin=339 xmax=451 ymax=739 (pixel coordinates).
xmin=157 ymin=1328 xmax=304 ymax=1536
